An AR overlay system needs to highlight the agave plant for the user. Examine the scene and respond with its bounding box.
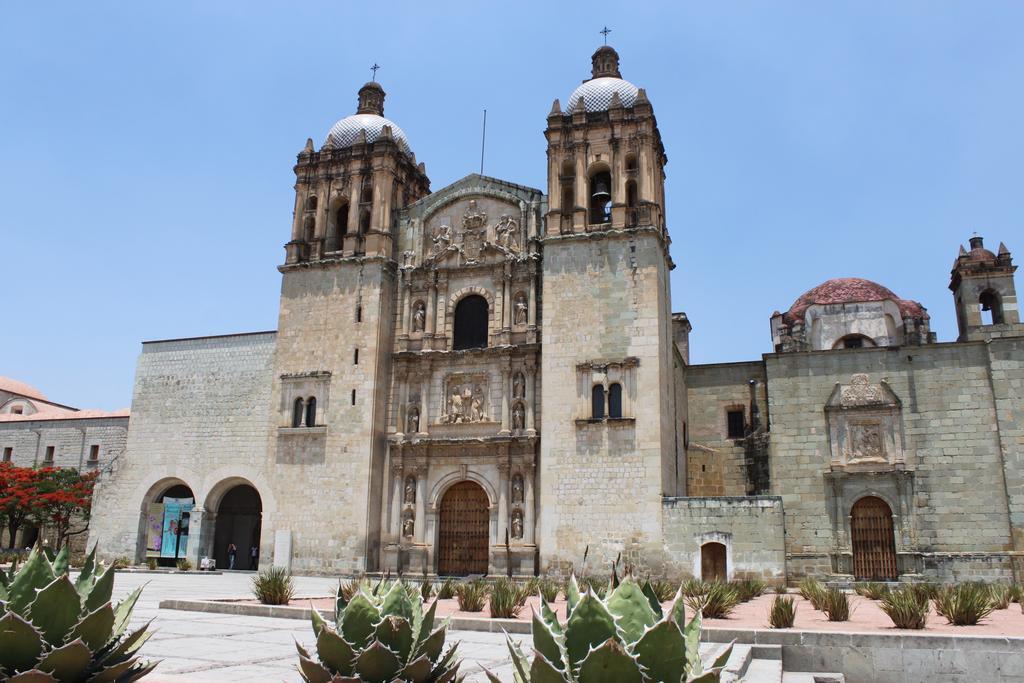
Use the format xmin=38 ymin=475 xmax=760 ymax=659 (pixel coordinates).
xmin=297 ymin=579 xmax=463 ymax=682
xmin=0 ymin=545 xmax=157 ymax=681
xmin=486 ymin=574 xmax=733 ymax=682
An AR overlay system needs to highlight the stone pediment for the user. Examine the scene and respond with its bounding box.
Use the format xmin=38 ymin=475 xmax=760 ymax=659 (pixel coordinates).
xmin=825 ymin=373 xmax=901 ymax=411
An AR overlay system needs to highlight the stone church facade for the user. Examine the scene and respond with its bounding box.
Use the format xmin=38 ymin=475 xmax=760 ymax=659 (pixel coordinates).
xmin=86 ymin=46 xmax=1024 ymax=584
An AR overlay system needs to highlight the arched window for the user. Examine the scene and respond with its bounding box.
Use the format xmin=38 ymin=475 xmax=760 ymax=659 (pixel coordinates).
xmin=453 ymin=295 xmax=489 ymax=350
xmin=360 ymin=185 xmax=373 ymax=205
xmin=327 ymin=202 xmax=347 ymax=252
xmin=589 ymin=169 xmax=612 ymax=224
xmin=591 ymin=385 xmax=606 ymax=419
xmin=833 ymin=334 xmax=874 ymax=350
xmin=292 ymin=398 xmax=304 ymax=428
xmin=305 ymin=196 xmax=318 ymax=212
xmin=608 ymin=382 xmax=622 ymax=418
xmin=305 ymin=397 xmax=317 ymax=427
xmin=979 ymin=290 xmax=1004 ymax=325
xmin=336 ymin=202 xmax=349 ymax=236
xmin=625 ymin=154 xmax=638 ymax=172
xmin=561 ymin=186 xmax=574 ymax=216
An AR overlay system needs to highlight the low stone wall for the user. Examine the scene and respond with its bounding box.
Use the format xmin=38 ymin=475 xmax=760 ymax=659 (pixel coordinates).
xmin=702 ymin=628 xmax=1024 ymax=683
xmin=662 ymin=496 xmax=786 ymax=582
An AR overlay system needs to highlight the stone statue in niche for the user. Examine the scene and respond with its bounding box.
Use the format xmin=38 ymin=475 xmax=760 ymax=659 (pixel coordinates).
xmin=514 ymin=294 xmax=528 ymax=326
xmin=512 ymin=402 xmax=525 ymax=431
xmin=511 ymin=474 xmax=524 ymax=504
xmin=513 ymin=372 xmax=525 ymax=399
xmin=443 ymin=380 xmax=490 ymax=424
xmin=407 ymin=405 xmax=420 ymax=434
xmin=494 ymin=214 xmax=520 ymax=253
xmin=404 ymin=475 xmax=416 ymax=504
xmin=402 ymin=251 xmax=415 ymax=268
xmin=412 ymin=301 xmax=426 ymax=333
xmin=401 ymin=509 xmax=414 ymax=538
xmin=510 ymin=508 xmax=523 ymax=540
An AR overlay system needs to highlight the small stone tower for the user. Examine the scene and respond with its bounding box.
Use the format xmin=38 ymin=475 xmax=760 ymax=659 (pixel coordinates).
xmin=538 ymin=45 xmax=681 ymax=572
xmin=268 ymin=80 xmax=430 ymax=573
xmin=950 ymin=235 xmax=1021 ymax=341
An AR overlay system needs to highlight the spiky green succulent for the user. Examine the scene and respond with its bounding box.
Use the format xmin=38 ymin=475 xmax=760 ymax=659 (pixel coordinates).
xmin=296 ymin=578 xmax=464 ymax=682
xmin=488 ymin=574 xmax=733 ymax=683
xmin=0 ymin=545 xmax=157 ymax=682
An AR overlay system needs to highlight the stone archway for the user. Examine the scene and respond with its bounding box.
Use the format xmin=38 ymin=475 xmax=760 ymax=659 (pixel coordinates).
xmin=437 ymin=481 xmax=489 ymax=576
xmin=140 ymin=481 xmax=195 ymax=566
xmin=212 ymin=484 xmax=262 ymax=571
xmin=701 ymin=542 xmax=727 ymax=582
xmin=851 ymin=496 xmax=898 ymax=580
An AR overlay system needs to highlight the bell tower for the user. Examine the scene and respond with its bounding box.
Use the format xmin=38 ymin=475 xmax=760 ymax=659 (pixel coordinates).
xmin=949 ymin=235 xmax=1021 ymax=341
xmin=538 ymin=45 xmax=682 ymax=572
xmin=268 ymin=79 xmax=430 ymax=573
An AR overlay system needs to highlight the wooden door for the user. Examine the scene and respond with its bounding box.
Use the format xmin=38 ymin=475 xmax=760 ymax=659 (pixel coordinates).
xmin=701 ymin=542 xmax=727 ymax=582
xmin=851 ymin=496 xmax=898 ymax=580
xmin=438 ymin=481 xmax=490 ymax=576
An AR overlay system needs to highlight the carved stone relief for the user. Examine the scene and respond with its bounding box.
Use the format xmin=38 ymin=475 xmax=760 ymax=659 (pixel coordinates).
xmin=404 ymin=475 xmax=417 ymax=504
xmin=825 ymin=374 xmax=905 ymax=471
xmin=494 ymin=214 xmax=520 ymax=253
xmin=848 ymin=421 xmax=885 ymax=463
xmin=401 ymin=509 xmax=415 ymax=538
xmin=514 ymin=293 xmax=528 ymax=326
xmin=512 ymin=402 xmax=525 ymax=431
xmin=511 ymin=508 xmax=523 ymax=539
xmin=407 ymin=405 xmax=420 ymax=434
xmin=442 ymin=375 xmax=491 ymax=424
xmin=412 ymin=301 xmax=426 ymax=333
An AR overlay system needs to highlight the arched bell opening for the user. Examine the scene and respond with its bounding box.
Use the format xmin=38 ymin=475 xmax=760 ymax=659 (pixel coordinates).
xmin=588 ymin=168 xmax=612 ymax=225
xmin=979 ymin=289 xmax=1004 ymax=326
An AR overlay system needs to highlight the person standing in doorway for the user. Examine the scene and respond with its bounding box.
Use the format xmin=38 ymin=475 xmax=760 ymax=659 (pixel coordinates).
xmin=249 ymin=544 xmax=258 ymax=570
xmin=227 ymin=543 xmax=237 ymax=570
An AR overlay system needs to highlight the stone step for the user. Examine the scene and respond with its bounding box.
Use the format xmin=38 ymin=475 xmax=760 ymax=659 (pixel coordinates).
xmin=782 ymin=673 xmax=846 ymax=683
xmin=717 ymin=643 xmax=753 ymax=682
xmin=741 ymin=658 xmax=783 ymax=682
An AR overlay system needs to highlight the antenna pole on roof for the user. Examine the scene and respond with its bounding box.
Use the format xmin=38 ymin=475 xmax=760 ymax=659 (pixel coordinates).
xmin=479 ymin=109 xmax=487 ymax=176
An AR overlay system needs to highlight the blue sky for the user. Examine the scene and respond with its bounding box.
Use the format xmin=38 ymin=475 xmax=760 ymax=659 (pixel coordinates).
xmin=2 ymin=2 xmax=1022 ymax=410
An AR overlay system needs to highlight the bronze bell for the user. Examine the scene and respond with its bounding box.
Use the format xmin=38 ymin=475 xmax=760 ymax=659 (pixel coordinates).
xmin=592 ymin=178 xmax=611 ymax=202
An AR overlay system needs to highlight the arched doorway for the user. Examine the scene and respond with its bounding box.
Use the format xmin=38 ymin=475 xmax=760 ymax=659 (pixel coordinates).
xmin=437 ymin=481 xmax=489 ymax=575
xmin=142 ymin=482 xmax=195 ymax=567
xmin=851 ymin=496 xmax=898 ymax=580
xmin=212 ymin=484 xmax=262 ymax=571
xmin=701 ymin=542 xmax=727 ymax=582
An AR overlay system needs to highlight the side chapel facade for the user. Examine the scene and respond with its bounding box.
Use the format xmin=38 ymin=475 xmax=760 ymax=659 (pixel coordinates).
xmin=86 ymin=46 xmax=1024 ymax=584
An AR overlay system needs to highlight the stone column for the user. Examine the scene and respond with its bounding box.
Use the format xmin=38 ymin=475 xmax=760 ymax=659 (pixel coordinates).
xmin=298 ymin=398 xmax=307 ymax=427
xmin=396 ymin=372 xmax=409 ymax=434
xmin=414 ymin=467 xmax=427 ymax=544
xmin=184 ymin=508 xmax=207 ymax=568
xmin=401 ymin=282 xmax=412 ymax=336
xmin=525 ymin=364 xmax=536 ymax=435
xmin=527 ymin=267 xmax=536 ymax=327
xmin=426 ymin=281 xmax=437 ymax=337
xmin=523 ymin=465 xmax=536 ymax=545
xmin=501 ymin=271 xmax=511 ymax=330
xmin=497 ymin=463 xmax=510 ymax=547
xmin=419 ymin=372 xmax=430 ymax=433
xmin=390 ymin=459 xmax=403 ymax=538
xmin=499 ymin=367 xmax=511 ymax=435
xmin=575 ymin=148 xmax=587 ymax=225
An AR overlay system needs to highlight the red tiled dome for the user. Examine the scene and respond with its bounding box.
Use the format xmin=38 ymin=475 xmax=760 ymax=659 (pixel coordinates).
xmin=783 ymin=278 xmax=927 ymax=325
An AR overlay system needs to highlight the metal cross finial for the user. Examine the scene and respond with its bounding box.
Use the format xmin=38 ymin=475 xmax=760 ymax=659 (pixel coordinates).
xmin=370 ymin=63 xmax=381 ymax=81
xmin=600 ymin=26 xmax=612 ymax=45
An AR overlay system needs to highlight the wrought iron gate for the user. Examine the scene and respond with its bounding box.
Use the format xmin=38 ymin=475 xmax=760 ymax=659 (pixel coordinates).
xmin=437 ymin=481 xmax=490 ymax=575
xmin=851 ymin=496 xmax=898 ymax=580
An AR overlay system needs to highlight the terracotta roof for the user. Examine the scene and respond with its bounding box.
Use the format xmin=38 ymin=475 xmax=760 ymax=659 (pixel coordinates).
xmin=0 ymin=377 xmax=48 ymax=401
xmin=783 ymin=277 xmax=927 ymax=325
xmin=0 ymin=407 xmax=129 ymax=423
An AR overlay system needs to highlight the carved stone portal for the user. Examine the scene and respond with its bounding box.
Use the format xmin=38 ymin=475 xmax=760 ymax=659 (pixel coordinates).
xmin=442 ymin=375 xmax=491 ymax=424
xmin=825 ymin=374 xmax=905 ymax=471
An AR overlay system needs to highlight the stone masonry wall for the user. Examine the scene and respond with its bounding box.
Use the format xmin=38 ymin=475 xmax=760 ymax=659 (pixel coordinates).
xmin=684 ymin=362 xmax=766 ymax=496
xmin=538 ymin=230 xmax=676 ymax=573
xmin=87 ymin=332 xmax=276 ymax=562
xmin=662 ymin=496 xmax=785 ymax=583
xmin=766 ymin=341 xmax=1017 ymax=581
xmin=987 ymin=336 xmax=1024 ymax=578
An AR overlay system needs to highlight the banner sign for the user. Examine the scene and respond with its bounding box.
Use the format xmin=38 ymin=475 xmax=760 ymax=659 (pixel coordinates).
xmin=145 ymin=503 xmax=164 ymax=558
xmin=159 ymin=497 xmax=195 ymax=559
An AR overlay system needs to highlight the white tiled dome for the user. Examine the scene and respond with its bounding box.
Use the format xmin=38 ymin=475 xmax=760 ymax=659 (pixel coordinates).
xmin=326 ymin=113 xmax=411 ymax=154
xmin=567 ymin=77 xmax=640 ymax=113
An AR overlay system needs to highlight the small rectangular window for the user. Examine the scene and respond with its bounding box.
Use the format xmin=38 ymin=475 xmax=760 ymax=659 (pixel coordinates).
xmin=351 ymin=389 xmax=356 ymax=405
xmin=89 ymin=444 xmax=100 ymax=461
xmin=354 ymin=348 xmax=359 ymax=365
xmin=11 ymin=406 xmax=23 ymax=414
xmin=356 ymin=305 xmax=362 ymax=323
xmin=44 ymin=446 xmax=55 ymax=462
xmin=726 ymin=409 xmax=745 ymax=439
xmin=2 ymin=447 xmax=12 ymax=462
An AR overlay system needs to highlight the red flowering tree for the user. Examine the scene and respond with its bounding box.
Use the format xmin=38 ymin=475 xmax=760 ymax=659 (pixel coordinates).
xmin=32 ymin=466 xmax=99 ymax=550
xmin=0 ymin=462 xmax=45 ymax=548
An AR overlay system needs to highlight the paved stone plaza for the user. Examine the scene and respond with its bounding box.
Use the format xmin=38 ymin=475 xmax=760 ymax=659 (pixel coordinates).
xmin=115 ymin=571 xmax=524 ymax=682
